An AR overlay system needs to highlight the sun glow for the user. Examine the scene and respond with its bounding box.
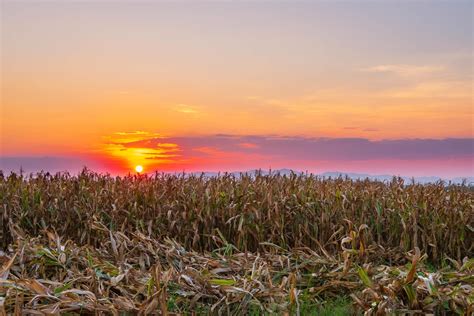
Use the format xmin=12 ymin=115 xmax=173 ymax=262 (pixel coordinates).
xmin=102 ymin=132 xmax=183 ymax=173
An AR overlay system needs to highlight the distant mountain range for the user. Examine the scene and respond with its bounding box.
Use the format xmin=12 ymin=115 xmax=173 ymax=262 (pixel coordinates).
xmin=182 ymin=169 xmax=473 ymax=185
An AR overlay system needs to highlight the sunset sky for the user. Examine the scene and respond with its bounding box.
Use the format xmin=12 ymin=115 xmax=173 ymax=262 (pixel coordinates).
xmin=1 ymin=0 xmax=473 ymax=177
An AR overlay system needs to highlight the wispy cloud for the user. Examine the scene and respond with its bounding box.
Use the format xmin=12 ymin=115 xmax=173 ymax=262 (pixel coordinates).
xmin=106 ymin=131 xmax=163 ymax=144
xmin=361 ymin=64 xmax=444 ymax=77
xmin=114 ymin=131 xmax=149 ymax=136
xmin=379 ymin=80 xmax=472 ymax=99
xmin=175 ymin=104 xmax=199 ymax=114
xmin=103 ymin=132 xmax=182 ymax=169
xmin=238 ymin=142 xmax=260 ymax=149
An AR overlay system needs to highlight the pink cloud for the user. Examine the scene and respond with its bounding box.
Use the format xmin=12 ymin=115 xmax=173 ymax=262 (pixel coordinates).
xmin=101 ymin=135 xmax=473 ymax=177
xmin=238 ymin=142 xmax=259 ymax=149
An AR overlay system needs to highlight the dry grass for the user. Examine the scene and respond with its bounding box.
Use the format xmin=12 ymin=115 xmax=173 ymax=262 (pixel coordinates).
xmin=0 ymin=170 xmax=473 ymax=314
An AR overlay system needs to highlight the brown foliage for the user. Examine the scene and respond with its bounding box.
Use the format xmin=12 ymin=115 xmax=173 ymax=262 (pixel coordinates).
xmin=0 ymin=170 xmax=472 ymax=313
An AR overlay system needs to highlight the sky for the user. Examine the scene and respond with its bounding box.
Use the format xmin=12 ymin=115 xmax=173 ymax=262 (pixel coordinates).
xmin=1 ymin=0 xmax=473 ymax=177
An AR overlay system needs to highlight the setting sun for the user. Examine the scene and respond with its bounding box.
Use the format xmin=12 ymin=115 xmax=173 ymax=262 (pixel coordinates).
xmin=135 ymin=165 xmax=143 ymax=173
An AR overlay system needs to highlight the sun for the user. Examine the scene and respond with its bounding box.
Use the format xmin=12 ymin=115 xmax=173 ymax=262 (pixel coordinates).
xmin=135 ymin=165 xmax=144 ymax=173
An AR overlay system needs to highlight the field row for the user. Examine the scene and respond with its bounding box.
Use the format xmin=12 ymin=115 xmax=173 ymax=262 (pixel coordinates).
xmin=1 ymin=171 xmax=472 ymax=262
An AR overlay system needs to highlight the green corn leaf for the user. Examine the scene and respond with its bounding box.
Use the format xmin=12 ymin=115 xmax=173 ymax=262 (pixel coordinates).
xmin=209 ymin=278 xmax=236 ymax=286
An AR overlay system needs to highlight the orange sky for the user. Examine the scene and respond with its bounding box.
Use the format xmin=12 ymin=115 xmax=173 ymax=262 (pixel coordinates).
xmin=1 ymin=1 xmax=473 ymax=176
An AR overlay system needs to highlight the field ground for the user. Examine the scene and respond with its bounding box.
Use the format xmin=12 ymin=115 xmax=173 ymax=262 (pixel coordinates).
xmin=0 ymin=171 xmax=473 ymax=314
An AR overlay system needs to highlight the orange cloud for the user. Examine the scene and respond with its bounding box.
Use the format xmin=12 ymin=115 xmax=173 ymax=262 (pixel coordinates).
xmin=103 ymin=132 xmax=181 ymax=172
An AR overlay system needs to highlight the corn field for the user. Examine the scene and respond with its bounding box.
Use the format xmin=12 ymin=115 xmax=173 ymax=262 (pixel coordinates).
xmin=0 ymin=170 xmax=473 ymax=314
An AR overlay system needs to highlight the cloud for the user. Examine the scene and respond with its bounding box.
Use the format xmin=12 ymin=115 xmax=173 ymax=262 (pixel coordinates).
xmin=114 ymin=131 xmax=149 ymax=136
xmin=105 ymin=131 xmax=163 ymax=144
xmin=145 ymin=153 xmax=180 ymax=160
xmin=103 ymin=132 xmax=182 ymax=168
xmin=362 ymin=64 xmax=444 ymax=77
xmin=175 ymin=104 xmax=199 ymax=114
xmin=3 ymin=135 xmax=472 ymax=177
xmin=379 ymin=80 xmax=472 ymax=99
xmin=118 ymin=134 xmax=473 ymax=161
xmin=157 ymin=143 xmax=179 ymax=149
xmin=238 ymin=142 xmax=259 ymax=149
xmin=97 ymin=134 xmax=473 ymax=176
